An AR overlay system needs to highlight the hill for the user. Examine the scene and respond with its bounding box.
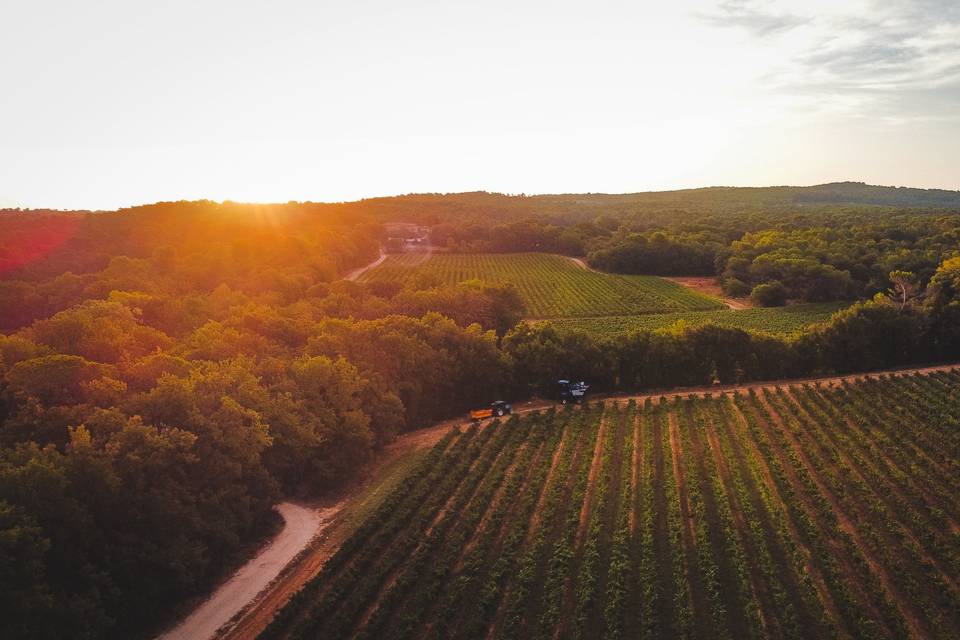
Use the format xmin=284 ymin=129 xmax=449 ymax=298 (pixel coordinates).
xmin=334 ymin=181 xmax=960 ymax=225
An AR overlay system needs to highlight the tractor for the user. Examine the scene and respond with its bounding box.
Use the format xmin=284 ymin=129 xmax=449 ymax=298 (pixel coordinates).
xmin=470 ymin=400 xmax=512 ymax=421
xmin=557 ymin=379 xmax=589 ymax=404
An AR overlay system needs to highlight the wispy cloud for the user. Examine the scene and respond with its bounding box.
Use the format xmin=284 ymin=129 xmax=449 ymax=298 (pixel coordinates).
xmin=703 ymin=0 xmax=960 ymax=122
xmin=701 ymin=0 xmax=808 ymax=37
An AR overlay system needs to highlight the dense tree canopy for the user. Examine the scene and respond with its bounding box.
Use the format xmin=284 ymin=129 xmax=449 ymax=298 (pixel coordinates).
xmin=2 ymin=190 xmax=960 ymax=638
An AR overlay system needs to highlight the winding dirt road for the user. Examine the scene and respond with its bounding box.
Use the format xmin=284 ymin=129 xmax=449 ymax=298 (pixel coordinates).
xmin=158 ymin=503 xmax=334 ymax=640
xmin=343 ymin=250 xmax=386 ymax=282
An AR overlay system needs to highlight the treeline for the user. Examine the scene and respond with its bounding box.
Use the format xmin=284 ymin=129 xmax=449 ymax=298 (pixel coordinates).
xmin=337 ymin=182 xmax=960 ymax=228
xmin=718 ymin=221 xmax=960 ymax=303
xmin=585 ymin=214 xmax=960 ymax=304
xmin=428 ymin=218 xmax=609 ymax=255
xmin=509 ymin=292 xmax=960 ymax=395
xmin=586 ymin=229 xmax=721 ymax=275
xmin=0 ymin=203 xmax=523 ymax=638
xmin=395 ymin=195 xmax=960 ymax=306
xmin=0 ymin=201 xmax=381 ymax=330
xmin=3 ymin=197 xmax=960 ymax=639
xmin=0 ymin=299 xmax=518 ymax=637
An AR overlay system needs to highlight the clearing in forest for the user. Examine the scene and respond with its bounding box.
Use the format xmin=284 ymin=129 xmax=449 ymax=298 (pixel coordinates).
xmin=543 ymin=302 xmax=848 ymax=337
xmin=261 ymin=370 xmax=960 ymax=640
xmin=358 ymin=252 xmax=725 ymax=318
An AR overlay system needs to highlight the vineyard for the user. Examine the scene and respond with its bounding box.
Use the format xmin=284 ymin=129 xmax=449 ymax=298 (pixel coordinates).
xmin=543 ymin=302 xmax=848 ymax=336
xmin=261 ymin=370 xmax=960 ymax=640
xmin=358 ymin=253 xmax=725 ymax=318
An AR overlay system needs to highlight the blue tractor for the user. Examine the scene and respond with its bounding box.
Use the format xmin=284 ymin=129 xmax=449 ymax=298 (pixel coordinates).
xmin=557 ymin=379 xmax=589 ymax=404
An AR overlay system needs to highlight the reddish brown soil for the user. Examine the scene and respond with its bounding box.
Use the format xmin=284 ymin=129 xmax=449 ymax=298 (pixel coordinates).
xmin=218 ymin=421 xmax=459 ymax=640
xmin=668 ymin=411 xmax=708 ymax=636
xmin=784 ymin=390 xmax=960 ymax=598
xmin=703 ymin=419 xmax=781 ymax=639
xmin=629 ymin=411 xmax=642 ymax=536
xmin=755 ymin=393 xmax=928 ymax=639
xmin=726 ymin=402 xmax=849 ymax=639
xmin=575 ymin=415 xmax=609 ymax=544
xmin=483 ymin=414 xmax=579 ymax=639
xmin=552 ymin=412 xmax=610 ymax=640
xmin=666 ymin=276 xmax=751 ymax=309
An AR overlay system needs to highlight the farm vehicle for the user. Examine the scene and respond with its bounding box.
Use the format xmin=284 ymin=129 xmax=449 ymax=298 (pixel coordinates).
xmin=558 ymin=379 xmax=589 ymax=404
xmin=470 ymin=400 xmax=512 ymax=421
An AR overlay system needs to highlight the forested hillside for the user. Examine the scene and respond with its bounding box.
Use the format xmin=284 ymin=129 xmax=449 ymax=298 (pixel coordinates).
xmin=2 ymin=190 xmax=960 ymax=638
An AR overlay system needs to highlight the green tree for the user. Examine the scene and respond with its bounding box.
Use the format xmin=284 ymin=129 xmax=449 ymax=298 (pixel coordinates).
xmin=750 ymin=281 xmax=788 ymax=307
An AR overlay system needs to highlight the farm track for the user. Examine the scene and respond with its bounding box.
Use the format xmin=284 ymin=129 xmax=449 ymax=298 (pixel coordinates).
xmin=342 ymin=250 xmax=387 ymax=281
xmin=220 ymin=363 xmax=960 ymax=640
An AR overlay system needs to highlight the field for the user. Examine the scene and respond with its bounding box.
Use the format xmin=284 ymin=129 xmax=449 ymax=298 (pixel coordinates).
xmin=261 ymin=370 xmax=960 ymax=640
xmin=542 ymin=302 xmax=848 ymax=336
xmin=358 ymin=253 xmax=725 ymax=318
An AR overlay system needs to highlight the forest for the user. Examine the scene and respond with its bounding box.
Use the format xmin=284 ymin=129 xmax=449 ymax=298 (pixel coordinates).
xmin=2 ymin=186 xmax=960 ymax=638
xmin=423 ymin=199 xmax=960 ymax=305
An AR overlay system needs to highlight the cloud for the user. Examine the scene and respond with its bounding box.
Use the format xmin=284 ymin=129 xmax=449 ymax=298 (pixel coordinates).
xmin=701 ymin=0 xmax=808 ymax=37
xmin=704 ymin=0 xmax=960 ymax=122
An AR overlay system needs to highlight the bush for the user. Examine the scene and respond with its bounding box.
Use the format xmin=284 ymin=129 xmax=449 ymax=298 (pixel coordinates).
xmin=751 ymin=281 xmax=788 ymax=307
xmin=722 ymin=278 xmax=751 ymax=297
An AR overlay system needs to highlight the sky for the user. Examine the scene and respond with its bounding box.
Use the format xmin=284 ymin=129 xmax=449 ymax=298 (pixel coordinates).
xmin=1 ymin=0 xmax=959 ymax=209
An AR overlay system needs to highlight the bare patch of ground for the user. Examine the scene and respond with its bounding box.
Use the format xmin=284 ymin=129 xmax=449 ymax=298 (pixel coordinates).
xmin=666 ymin=276 xmax=751 ymax=310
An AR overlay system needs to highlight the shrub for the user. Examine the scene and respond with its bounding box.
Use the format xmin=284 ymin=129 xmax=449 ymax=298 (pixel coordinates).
xmin=750 ymin=281 xmax=788 ymax=307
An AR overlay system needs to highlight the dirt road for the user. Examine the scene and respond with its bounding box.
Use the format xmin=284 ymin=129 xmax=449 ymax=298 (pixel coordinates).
xmin=158 ymin=503 xmax=334 ymax=640
xmin=665 ymin=276 xmax=750 ymax=310
xmin=215 ymin=419 xmax=466 ymax=640
xmin=343 ymin=250 xmax=386 ymax=282
xmin=210 ymin=361 xmax=958 ymax=640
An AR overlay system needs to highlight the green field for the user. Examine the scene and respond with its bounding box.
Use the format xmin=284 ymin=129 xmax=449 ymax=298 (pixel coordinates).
xmin=262 ymin=371 xmax=960 ymax=640
xmin=359 ymin=253 xmax=725 ymax=318
xmin=542 ymin=302 xmax=848 ymax=337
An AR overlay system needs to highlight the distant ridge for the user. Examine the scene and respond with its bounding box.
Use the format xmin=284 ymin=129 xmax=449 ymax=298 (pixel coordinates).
xmin=4 ymin=181 xmax=960 ymax=216
xmin=354 ymin=181 xmax=960 ymax=211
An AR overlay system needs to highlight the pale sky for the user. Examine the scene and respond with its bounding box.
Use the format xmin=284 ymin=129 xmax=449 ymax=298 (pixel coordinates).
xmin=1 ymin=0 xmax=958 ymax=209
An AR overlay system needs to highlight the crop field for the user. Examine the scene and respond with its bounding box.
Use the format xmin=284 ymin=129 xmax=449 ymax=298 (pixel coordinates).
xmin=543 ymin=302 xmax=848 ymax=337
xmin=358 ymin=253 xmax=725 ymax=318
xmin=262 ymin=370 xmax=960 ymax=640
